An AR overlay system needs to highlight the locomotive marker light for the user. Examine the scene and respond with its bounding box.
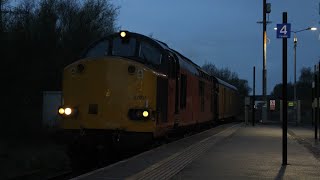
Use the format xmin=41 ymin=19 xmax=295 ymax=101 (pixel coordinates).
xmin=76 ymin=64 xmax=85 ymax=73
xmin=128 ymin=65 xmax=136 ymax=74
xmin=58 ymin=107 xmax=65 ymax=115
xmin=143 ymin=110 xmax=149 ymax=118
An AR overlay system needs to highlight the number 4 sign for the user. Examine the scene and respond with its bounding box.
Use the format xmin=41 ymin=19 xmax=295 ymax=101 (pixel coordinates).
xmin=277 ymin=23 xmax=291 ymax=38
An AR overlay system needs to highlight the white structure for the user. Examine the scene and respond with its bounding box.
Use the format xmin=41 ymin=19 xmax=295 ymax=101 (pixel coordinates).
xmin=42 ymin=91 xmax=62 ymax=128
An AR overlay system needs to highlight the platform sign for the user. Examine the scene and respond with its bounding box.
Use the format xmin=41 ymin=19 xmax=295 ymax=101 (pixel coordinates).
xmin=277 ymin=23 xmax=291 ymax=38
xmin=270 ymin=100 xmax=276 ymax=110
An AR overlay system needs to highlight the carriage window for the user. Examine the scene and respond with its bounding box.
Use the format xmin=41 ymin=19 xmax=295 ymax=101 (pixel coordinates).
xmin=85 ymin=40 xmax=109 ymax=58
xmin=139 ymin=42 xmax=162 ymax=65
xmin=112 ymin=37 xmax=136 ymax=56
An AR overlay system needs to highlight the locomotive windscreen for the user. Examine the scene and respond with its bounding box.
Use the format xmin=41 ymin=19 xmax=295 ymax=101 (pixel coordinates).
xmin=84 ymin=35 xmax=163 ymax=68
xmin=112 ymin=37 xmax=136 ymax=56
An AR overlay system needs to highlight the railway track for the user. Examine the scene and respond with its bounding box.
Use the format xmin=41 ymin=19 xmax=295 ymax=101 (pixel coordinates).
xmin=10 ymin=121 xmax=231 ymax=180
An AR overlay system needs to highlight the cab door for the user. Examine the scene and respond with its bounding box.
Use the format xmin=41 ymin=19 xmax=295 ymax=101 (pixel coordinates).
xmin=156 ymin=52 xmax=169 ymax=124
xmin=168 ymin=53 xmax=180 ymax=127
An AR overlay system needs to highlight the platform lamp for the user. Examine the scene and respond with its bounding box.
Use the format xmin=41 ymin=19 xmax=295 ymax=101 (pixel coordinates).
xmin=293 ymin=27 xmax=317 ymax=125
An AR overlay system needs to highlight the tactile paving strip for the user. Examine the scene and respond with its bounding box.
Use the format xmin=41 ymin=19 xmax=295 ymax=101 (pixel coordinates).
xmin=127 ymin=123 xmax=242 ymax=180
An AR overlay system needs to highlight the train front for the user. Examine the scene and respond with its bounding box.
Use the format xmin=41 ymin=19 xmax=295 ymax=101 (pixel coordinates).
xmin=58 ymin=31 xmax=165 ymax=150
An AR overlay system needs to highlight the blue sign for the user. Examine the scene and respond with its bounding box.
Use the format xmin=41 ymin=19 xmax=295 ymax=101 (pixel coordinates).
xmin=277 ymin=23 xmax=291 ymax=38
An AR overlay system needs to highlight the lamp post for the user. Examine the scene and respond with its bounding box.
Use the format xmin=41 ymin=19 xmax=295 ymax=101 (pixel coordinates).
xmin=292 ymin=27 xmax=317 ymax=125
xmin=257 ymin=0 xmax=271 ymax=124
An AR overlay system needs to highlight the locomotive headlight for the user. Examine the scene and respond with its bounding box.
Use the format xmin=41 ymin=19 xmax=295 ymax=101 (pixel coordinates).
xmin=58 ymin=107 xmax=78 ymax=117
xmin=142 ymin=110 xmax=149 ymax=118
xmin=58 ymin=108 xmax=65 ymax=115
xmin=120 ymin=31 xmax=127 ymax=38
xmin=128 ymin=109 xmax=150 ymax=120
xmin=65 ymin=108 xmax=72 ymax=116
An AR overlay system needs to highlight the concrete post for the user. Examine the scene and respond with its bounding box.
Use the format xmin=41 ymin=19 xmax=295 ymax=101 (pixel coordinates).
xmin=312 ymin=99 xmax=315 ymax=125
xmin=280 ymin=100 xmax=283 ymax=122
xmin=262 ymin=106 xmax=267 ymax=123
xmin=245 ymin=106 xmax=248 ymax=125
xmin=245 ymin=97 xmax=250 ymax=125
xmin=297 ymin=100 xmax=301 ymax=124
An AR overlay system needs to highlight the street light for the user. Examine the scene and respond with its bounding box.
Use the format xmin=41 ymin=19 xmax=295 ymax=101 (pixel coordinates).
xmin=292 ymin=27 xmax=317 ymax=125
xmin=273 ymin=26 xmax=317 ymax=124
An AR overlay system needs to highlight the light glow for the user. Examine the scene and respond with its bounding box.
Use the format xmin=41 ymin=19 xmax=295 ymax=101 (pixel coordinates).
xmin=58 ymin=108 xmax=65 ymax=115
xmin=120 ymin=31 xmax=126 ymax=38
xmin=310 ymin=27 xmax=317 ymax=31
xmin=142 ymin=111 xmax=149 ymax=118
xmin=65 ymin=108 xmax=72 ymax=115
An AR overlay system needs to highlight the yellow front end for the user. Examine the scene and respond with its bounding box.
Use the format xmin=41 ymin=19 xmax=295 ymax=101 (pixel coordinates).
xmin=59 ymin=57 xmax=157 ymax=133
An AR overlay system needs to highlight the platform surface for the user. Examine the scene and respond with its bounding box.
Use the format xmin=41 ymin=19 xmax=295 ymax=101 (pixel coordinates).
xmin=172 ymin=124 xmax=320 ymax=180
xmin=72 ymin=122 xmax=320 ymax=180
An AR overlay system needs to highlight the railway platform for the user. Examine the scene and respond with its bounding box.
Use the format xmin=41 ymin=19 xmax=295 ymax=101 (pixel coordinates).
xmin=72 ymin=122 xmax=320 ymax=180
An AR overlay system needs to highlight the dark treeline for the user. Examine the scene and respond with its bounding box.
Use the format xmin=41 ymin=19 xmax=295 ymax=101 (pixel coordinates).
xmin=270 ymin=67 xmax=314 ymax=113
xmin=271 ymin=67 xmax=313 ymax=100
xmin=1 ymin=0 xmax=118 ymax=134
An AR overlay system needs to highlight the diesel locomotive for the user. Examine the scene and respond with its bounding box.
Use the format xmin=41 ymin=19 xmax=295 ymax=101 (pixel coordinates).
xmin=58 ymin=31 xmax=240 ymax=151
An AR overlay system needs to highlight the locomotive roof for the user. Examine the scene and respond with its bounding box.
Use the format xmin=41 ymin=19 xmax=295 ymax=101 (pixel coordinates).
xmin=213 ymin=77 xmax=238 ymax=91
xmin=92 ymin=31 xmax=238 ymax=91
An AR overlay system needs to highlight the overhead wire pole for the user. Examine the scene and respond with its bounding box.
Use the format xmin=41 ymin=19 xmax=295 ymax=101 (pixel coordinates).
xmin=262 ymin=0 xmax=268 ymax=123
xmin=0 ymin=0 xmax=2 ymax=36
xmin=293 ymin=33 xmax=297 ymax=125
xmin=316 ymin=61 xmax=320 ymax=138
xmin=315 ymin=65 xmax=318 ymax=140
xmin=0 ymin=0 xmax=2 ymax=28
xmin=253 ymin=66 xmax=256 ymax=126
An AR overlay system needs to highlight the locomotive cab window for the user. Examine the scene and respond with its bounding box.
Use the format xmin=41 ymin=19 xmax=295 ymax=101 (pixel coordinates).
xmin=85 ymin=40 xmax=109 ymax=58
xmin=139 ymin=41 xmax=162 ymax=65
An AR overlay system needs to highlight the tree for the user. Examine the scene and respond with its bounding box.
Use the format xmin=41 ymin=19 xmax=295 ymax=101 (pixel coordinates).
xmin=3 ymin=0 xmax=119 ymax=134
xmin=270 ymin=67 xmax=314 ymax=101
xmin=298 ymin=67 xmax=313 ymax=84
xmin=270 ymin=83 xmax=294 ymax=100
xmin=270 ymin=66 xmax=314 ymax=117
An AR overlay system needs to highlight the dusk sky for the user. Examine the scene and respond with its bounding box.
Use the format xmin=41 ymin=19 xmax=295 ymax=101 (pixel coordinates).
xmin=112 ymin=0 xmax=320 ymax=95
